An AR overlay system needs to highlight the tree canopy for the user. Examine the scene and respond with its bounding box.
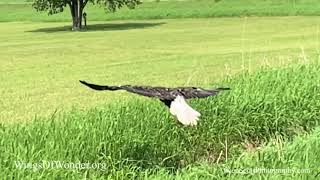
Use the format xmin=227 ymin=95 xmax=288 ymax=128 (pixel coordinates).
xmin=32 ymin=0 xmax=141 ymax=30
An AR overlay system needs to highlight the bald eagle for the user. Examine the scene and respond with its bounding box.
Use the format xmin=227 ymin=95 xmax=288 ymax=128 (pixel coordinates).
xmin=80 ymin=80 xmax=230 ymax=126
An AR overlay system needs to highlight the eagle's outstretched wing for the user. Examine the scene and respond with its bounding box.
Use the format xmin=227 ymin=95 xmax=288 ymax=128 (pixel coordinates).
xmin=80 ymin=80 xmax=230 ymax=126
xmin=79 ymin=80 xmax=173 ymax=99
xmin=80 ymin=80 xmax=229 ymax=99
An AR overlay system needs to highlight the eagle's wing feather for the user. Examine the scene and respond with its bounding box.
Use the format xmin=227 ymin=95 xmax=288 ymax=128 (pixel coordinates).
xmin=180 ymin=87 xmax=230 ymax=99
xmin=80 ymin=80 xmax=174 ymax=99
xmin=79 ymin=80 xmax=122 ymax=91
xmin=121 ymin=86 xmax=167 ymax=98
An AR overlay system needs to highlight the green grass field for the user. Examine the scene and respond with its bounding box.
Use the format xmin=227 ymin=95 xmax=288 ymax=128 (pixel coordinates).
xmin=1 ymin=0 xmax=320 ymax=179
xmin=2 ymin=0 xmax=320 ymax=22
xmin=2 ymin=16 xmax=320 ymax=123
xmin=2 ymin=62 xmax=320 ymax=179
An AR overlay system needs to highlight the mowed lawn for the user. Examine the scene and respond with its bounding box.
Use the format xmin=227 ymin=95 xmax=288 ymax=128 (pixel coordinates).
xmin=1 ymin=16 xmax=320 ymax=123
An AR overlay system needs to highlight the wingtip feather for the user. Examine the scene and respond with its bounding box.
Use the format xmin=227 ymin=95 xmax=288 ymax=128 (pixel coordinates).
xmin=79 ymin=80 xmax=87 ymax=85
xmin=216 ymin=87 xmax=231 ymax=91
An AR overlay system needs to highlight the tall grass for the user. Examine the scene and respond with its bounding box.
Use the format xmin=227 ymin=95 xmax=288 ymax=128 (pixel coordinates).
xmin=145 ymin=126 xmax=320 ymax=179
xmin=1 ymin=63 xmax=320 ymax=178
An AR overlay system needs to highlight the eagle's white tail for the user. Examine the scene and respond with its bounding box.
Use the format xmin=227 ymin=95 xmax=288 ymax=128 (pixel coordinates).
xmin=169 ymin=96 xmax=200 ymax=126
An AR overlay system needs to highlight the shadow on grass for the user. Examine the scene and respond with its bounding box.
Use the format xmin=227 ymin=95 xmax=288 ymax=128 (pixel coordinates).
xmin=28 ymin=22 xmax=166 ymax=33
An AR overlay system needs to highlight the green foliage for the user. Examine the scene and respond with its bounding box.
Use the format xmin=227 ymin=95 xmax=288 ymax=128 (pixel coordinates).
xmin=32 ymin=0 xmax=141 ymax=15
xmin=33 ymin=0 xmax=67 ymax=15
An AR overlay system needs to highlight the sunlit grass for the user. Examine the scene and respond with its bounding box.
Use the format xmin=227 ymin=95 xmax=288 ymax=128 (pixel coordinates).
xmin=2 ymin=0 xmax=320 ymax=22
xmin=1 ymin=16 xmax=320 ymax=122
xmin=1 ymin=63 xmax=320 ymax=178
xmin=1 ymin=1 xmax=320 ymax=178
xmin=148 ymin=126 xmax=320 ymax=179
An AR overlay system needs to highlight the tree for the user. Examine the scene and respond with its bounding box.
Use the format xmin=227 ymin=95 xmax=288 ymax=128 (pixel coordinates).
xmin=32 ymin=0 xmax=141 ymax=31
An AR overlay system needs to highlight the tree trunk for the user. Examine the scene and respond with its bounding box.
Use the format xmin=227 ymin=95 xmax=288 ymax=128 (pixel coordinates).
xmin=69 ymin=0 xmax=84 ymax=31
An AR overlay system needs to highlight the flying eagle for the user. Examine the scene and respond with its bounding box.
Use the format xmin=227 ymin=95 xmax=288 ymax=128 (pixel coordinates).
xmin=79 ymin=80 xmax=230 ymax=126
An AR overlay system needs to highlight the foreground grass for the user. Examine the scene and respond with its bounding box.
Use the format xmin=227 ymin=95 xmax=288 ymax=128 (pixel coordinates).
xmin=147 ymin=126 xmax=320 ymax=179
xmin=1 ymin=63 xmax=320 ymax=178
xmin=2 ymin=0 xmax=320 ymax=22
xmin=1 ymin=17 xmax=320 ymax=122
